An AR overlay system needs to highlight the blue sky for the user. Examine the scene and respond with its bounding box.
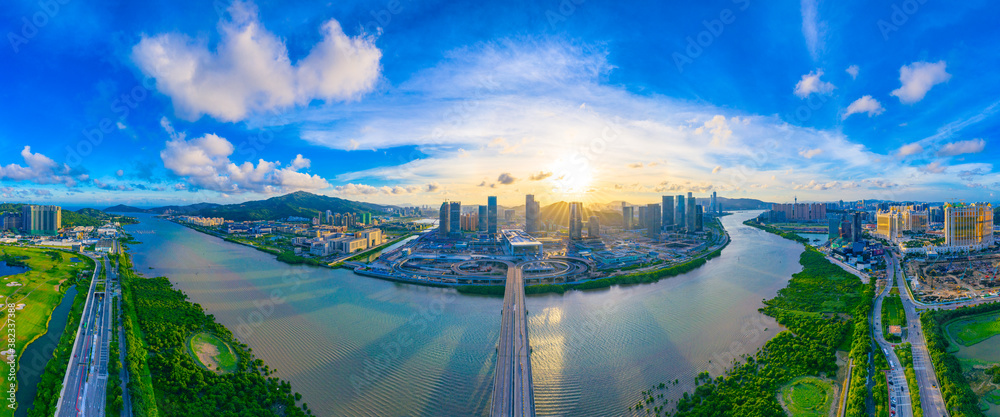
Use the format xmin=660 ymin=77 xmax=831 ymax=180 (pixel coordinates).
xmin=1 ymin=0 xmax=999 ymax=207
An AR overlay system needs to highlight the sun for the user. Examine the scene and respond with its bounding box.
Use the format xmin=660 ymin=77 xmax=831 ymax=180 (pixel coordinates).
xmin=549 ymin=158 xmax=595 ymax=195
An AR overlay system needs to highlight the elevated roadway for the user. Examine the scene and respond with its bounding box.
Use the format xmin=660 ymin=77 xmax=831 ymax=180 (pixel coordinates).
xmin=490 ymin=262 xmax=535 ymax=417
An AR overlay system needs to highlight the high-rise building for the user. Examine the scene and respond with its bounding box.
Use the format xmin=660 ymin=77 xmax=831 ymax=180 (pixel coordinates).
xmin=326 ymin=210 xmax=333 ymax=224
xmin=850 ymin=212 xmax=862 ymax=243
xmin=487 ymin=196 xmax=498 ymax=235
xmin=525 ymin=195 xmax=540 ymax=233
xmin=503 ymin=209 xmax=515 ymax=222
xmin=661 ymin=196 xmax=674 ymax=227
xmin=2 ymin=213 xmax=22 ymax=232
xmin=645 ymin=203 xmax=661 ymax=238
xmin=686 ymin=193 xmax=696 ymax=231
xmin=637 ymin=205 xmax=647 ymax=229
xmin=449 ymin=202 xmax=462 ymax=236
xmin=770 ymin=203 xmax=827 ymax=222
xmin=569 ymin=202 xmax=583 ymax=240
xmin=439 ymin=202 xmax=450 ymax=237
xmin=944 ymin=203 xmax=994 ymax=250
xmin=876 ymin=206 xmax=928 ymax=241
xmin=22 ymin=205 xmax=61 ymax=236
xmin=588 ymin=215 xmax=600 ymax=238
xmin=711 ymin=191 xmax=717 ymax=214
xmin=622 ymin=205 xmax=633 ymax=230
xmin=478 ymin=205 xmax=488 ymax=232
xmin=695 ymin=205 xmax=703 ymax=231
xmin=675 ymin=195 xmax=685 ymax=230
xmin=828 ymin=217 xmax=841 ymax=240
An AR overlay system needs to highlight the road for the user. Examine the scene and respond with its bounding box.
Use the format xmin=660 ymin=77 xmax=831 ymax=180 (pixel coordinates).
xmin=55 ymin=255 xmax=114 ymax=417
xmin=872 ymin=267 xmax=914 ymax=417
xmin=889 ymin=254 xmax=949 ymax=417
xmin=490 ymin=263 xmax=535 ymax=417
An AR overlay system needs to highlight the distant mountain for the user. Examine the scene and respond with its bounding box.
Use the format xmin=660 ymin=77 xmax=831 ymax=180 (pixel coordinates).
xmin=103 ymin=204 xmax=149 ymax=213
xmin=150 ymin=191 xmax=392 ymax=221
xmin=539 ymin=201 xmax=622 ymax=227
xmin=715 ymin=197 xmax=771 ymax=210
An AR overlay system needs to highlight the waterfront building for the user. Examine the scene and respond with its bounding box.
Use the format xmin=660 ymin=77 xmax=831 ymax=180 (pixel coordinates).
xmin=675 ymin=195 xmax=685 ymax=230
xmin=769 ymin=202 xmax=827 ymax=222
xmin=501 ymin=229 xmax=543 ymax=256
xmin=525 ymin=195 xmax=540 ymax=233
xmin=686 ymin=193 xmax=696 ymax=231
xmin=478 ymin=205 xmax=488 ymax=232
xmin=828 ymin=217 xmax=841 ymax=240
xmin=943 ymin=203 xmax=994 ymax=250
xmin=488 ymin=196 xmax=498 ymax=235
xmin=21 ymin=204 xmax=61 ymax=236
xmin=588 ymin=215 xmax=600 ymax=238
xmin=449 ymin=202 xmax=461 ymax=237
xmin=569 ymin=202 xmax=583 ymax=240
xmin=645 ymin=204 xmax=661 ymax=238
xmin=661 ymin=196 xmax=674 ymax=227
xmin=439 ymin=202 xmax=450 ymax=237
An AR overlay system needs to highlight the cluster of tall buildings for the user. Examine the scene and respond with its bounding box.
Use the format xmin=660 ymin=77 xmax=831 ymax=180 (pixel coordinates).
xmin=769 ymin=199 xmax=828 ymax=222
xmin=875 ymin=205 xmax=929 ymax=241
xmin=829 ymin=211 xmax=864 ymax=244
xmin=621 ymin=191 xmax=710 ymax=238
xmin=19 ymin=205 xmax=62 ymax=236
xmin=323 ymin=211 xmax=371 ymax=228
xmin=439 ymin=197 xmax=499 ymax=238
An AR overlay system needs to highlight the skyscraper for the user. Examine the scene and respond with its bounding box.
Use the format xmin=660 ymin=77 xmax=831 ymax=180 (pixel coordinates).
xmin=686 ymin=193 xmax=696 ymax=231
xmin=478 ymin=205 xmax=488 ymax=232
xmin=588 ymin=215 xmax=600 ymax=238
xmin=525 ymin=195 xmax=540 ymax=233
xmin=22 ymin=205 xmax=61 ymax=236
xmin=439 ymin=202 xmax=450 ymax=237
xmin=646 ymin=203 xmax=661 ymax=239
xmin=661 ymin=196 xmax=674 ymax=227
xmin=449 ymin=202 xmax=462 ymax=237
xmin=488 ymin=196 xmax=498 ymax=235
xmin=675 ymin=194 xmax=685 ymax=230
xmin=637 ymin=205 xmax=647 ymax=229
xmin=695 ymin=205 xmax=703 ymax=231
xmin=711 ymin=191 xmax=717 ymax=214
xmin=569 ymin=202 xmax=583 ymax=240
xmin=622 ymin=205 xmax=633 ymax=230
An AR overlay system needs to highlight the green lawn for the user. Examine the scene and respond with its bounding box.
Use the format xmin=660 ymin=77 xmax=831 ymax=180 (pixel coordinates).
xmin=945 ymin=311 xmax=1000 ymax=347
xmin=781 ymin=376 xmax=835 ymax=417
xmin=0 ymin=245 xmax=94 ymax=417
xmin=188 ymin=332 xmax=238 ymax=374
xmin=882 ymin=294 xmax=907 ymax=342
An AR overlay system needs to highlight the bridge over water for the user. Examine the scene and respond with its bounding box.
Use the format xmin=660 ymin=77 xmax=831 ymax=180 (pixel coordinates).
xmin=490 ymin=263 xmax=536 ymax=417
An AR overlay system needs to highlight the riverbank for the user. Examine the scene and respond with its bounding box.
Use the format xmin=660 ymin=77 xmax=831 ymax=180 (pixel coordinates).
xmin=458 ymin=239 xmax=730 ymax=296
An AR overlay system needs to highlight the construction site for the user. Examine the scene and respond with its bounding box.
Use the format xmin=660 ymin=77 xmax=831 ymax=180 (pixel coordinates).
xmin=906 ymin=254 xmax=1000 ymax=303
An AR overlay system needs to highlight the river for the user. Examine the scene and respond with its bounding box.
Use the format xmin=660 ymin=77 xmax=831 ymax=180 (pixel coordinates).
xmin=122 ymin=210 xmax=805 ymax=416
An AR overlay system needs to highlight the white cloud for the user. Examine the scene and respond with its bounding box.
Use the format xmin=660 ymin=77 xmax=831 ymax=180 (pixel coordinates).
xmin=160 ymin=128 xmax=330 ymax=193
xmin=936 ymin=138 xmax=986 ymax=157
xmin=693 ymin=115 xmax=732 ymax=146
xmin=843 ymin=95 xmax=885 ymax=119
xmin=116 ymin=169 xmax=125 ymax=176
xmin=0 ymin=146 xmax=82 ymax=187
xmin=799 ymin=148 xmax=823 ymax=159
xmin=712 ymin=166 xmax=721 ymax=174
xmin=800 ymin=0 xmax=823 ymax=60
xmin=845 ymin=65 xmax=859 ymax=80
xmin=133 ymin=0 xmax=381 ymax=122
xmin=897 ymin=143 xmax=924 ymax=156
xmin=794 ymin=70 xmax=835 ymax=98
xmin=919 ymin=161 xmax=947 ymax=174
xmin=890 ymin=61 xmax=951 ymax=104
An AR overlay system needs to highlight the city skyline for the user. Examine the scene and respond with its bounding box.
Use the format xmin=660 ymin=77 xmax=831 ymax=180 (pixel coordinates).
xmin=3 ymin=1 xmax=1000 ymax=207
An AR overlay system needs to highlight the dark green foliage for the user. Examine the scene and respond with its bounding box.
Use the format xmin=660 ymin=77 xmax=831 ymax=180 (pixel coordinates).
xmin=117 ymin=254 xmax=310 ymax=416
xmin=743 ymin=219 xmax=810 ymax=244
xmin=159 ymin=191 xmax=388 ymax=221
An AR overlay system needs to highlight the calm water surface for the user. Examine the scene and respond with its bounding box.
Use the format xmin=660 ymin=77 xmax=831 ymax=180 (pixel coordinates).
xmin=124 ymin=211 xmax=804 ymax=416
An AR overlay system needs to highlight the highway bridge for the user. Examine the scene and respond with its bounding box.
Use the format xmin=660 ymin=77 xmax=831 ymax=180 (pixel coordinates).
xmin=490 ymin=263 xmax=536 ymax=417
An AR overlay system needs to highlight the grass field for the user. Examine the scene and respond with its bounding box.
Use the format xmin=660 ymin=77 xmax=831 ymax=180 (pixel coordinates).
xmin=780 ymin=376 xmax=835 ymax=417
xmin=188 ymin=332 xmax=237 ymax=374
xmin=882 ymin=294 xmax=907 ymax=342
xmin=945 ymin=311 xmax=1000 ymax=347
xmin=0 ymin=245 xmax=94 ymax=417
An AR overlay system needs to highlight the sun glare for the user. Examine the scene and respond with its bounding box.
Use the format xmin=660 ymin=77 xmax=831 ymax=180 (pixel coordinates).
xmin=549 ymin=158 xmax=595 ymax=195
